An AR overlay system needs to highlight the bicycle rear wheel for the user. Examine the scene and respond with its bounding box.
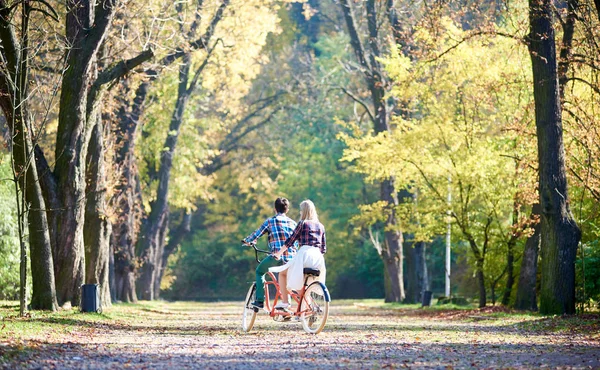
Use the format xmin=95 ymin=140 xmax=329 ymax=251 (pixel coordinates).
xmin=300 ymin=282 xmax=329 ymax=334
xmin=242 ymin=283 xmax=258 ymax=332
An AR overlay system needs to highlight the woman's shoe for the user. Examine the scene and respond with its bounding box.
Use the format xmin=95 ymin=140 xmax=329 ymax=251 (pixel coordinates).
xmin=275 ymin=302 xmax=290 ymax=309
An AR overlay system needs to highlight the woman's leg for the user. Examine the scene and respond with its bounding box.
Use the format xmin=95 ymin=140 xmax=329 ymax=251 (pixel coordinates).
xmin=278 ymin=269 xmax=289 ymax=304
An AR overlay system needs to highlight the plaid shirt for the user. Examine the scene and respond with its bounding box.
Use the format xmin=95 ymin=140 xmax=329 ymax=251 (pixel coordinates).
xmin=284 ymin=220 xmax=326 ymax=254
xmin=244 ymin=214 xmax=297 ymax=262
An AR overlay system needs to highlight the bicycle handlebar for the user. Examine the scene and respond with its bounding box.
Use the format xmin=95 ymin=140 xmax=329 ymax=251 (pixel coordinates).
xmin=242 ymin=241 xmax=270 ymax=263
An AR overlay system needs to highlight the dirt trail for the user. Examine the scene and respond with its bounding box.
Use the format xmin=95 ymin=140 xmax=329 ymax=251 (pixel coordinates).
xmin=3 ymin=301 xmax=600 ymax=369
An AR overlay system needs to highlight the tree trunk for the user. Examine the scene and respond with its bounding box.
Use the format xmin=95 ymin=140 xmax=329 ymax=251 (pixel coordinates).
xmin=138 ymin=54 xmax=192 ymax=300
xmin=476 ymin=258 xmax=486 ymax=308
xmin=527 ymin=0 xmax=581 ymax=315
xmin=382 ymin=248 xmax=403 ymax=303
xmin=515 ymin=204 xmax=542 ymax=311
xmin=404 ymin=239 xmax=417 ymax=303
xmin=116 ymin=263 xmax=137 ymax=303
xmin=24 ymin=128 xmax=58 ymax=310
xmin=403 ymin=240 xmax=428 ymax=303
xmin=414 ymin=241 xmax=428 ymax=299
xmin=501 ymin=239 xmax=515 ymax=306
xmin=464 ymin=233 xmax=487 ymax=308
xmin=501 ymin=199 xmax=520 ymax=306
xmin=83 ymin=119 xmax=112 ymax=308
xmin=382 ymin=180 xmax=404 ymax=302
xmin=109 ymin=239 xmax=116 ymax=302
xmin=52 ymin=0 xmax=118 ymax=307
xmin=151 ymin=216 xmax=169 ymax=299
xmin=111 ymin=83 xmax=145 ymax=303
xmin=9 ymin=113 xmax=58 ymax=311
xmin=0 ymin=4 xmax=58 ymax=311
xmin=154 ymin=211 xmax=192 ymax=299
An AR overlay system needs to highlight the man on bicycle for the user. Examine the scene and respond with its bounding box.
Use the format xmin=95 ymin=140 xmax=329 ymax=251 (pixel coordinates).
xmin=242 ymin=197 xmax=297 ymax=309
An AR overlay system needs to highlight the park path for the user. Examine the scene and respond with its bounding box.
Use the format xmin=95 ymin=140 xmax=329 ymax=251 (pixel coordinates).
xmin=4 ymin=300 xmax=600 ymax=369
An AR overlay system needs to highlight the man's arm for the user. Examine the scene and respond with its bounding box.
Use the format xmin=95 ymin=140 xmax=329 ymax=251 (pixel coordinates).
xmin=243 ymin=219 xmax=269 ymax=244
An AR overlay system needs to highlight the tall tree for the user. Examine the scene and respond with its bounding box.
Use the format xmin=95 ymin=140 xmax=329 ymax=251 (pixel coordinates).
xmin=0 ymin=0 xmax=58 ymax=311
xmin=339 ymin=0 xmax=405 ymax=302
xmin=112 ymin=0 xmax=229 ymax=302
xmin=137 ymin=52 xmax=195 ymax=299
xmin=527 ymin=0 xmax=581 ymax=314
xmin=30 ymin=0 xmax=153 ymax=306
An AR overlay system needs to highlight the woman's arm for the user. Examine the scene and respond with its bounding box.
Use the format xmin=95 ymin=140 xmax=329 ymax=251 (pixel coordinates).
xmin=273 ymin=222 xmax=302 ymax=259
xmin=285 ymin=222 xmax=302 ymax=248
xmin=321 ymin=229 xmax=327 ymax=254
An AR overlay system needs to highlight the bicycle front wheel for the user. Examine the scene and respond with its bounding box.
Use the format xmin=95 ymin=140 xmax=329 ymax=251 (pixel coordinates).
xmin=242 ymin=283 xmax=258 ymax=332
xmin=300 ymin=282 xmax=329 ymax=334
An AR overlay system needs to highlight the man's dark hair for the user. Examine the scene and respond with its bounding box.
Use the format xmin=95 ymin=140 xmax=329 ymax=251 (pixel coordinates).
xmin=274 ymin=198 xmax=290 ymax=214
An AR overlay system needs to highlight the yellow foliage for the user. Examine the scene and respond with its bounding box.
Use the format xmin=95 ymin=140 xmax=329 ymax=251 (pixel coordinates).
xmin=138 ymin=0 xmax=282 ymax=211
xmin=340 ymin=18 xmax=536 ymax=244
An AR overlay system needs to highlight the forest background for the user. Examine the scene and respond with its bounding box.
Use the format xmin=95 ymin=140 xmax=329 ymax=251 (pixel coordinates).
xmin=0 ymin=0 xmax=599 ymax=314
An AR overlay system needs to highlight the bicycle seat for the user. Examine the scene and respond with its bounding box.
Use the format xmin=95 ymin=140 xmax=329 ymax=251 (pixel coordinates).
xmin=303 ymin=268 xmax=320 ymax=276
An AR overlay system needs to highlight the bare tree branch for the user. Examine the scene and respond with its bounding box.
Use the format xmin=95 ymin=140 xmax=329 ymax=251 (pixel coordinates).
xmin=95 ymin=49 xmax=154 ymax=89
xmin=339 ymin=0 xmax=371 ymax=72
xmin=426 ymin=30 xmax=525 ymax=63
xmin=566 ymin=76 xmax=600 ymax=95
xmin=330 ymin=86 xmax=376 ymax=123
xmin=186 ymin=39 xmax=222 ymax=95
xmin=558 ymin=0 xmax=578 ymax=97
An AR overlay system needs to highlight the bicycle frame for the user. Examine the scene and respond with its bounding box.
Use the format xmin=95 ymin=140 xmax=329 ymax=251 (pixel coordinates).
xmin=263 ymin=271 xmax=319 ymax=319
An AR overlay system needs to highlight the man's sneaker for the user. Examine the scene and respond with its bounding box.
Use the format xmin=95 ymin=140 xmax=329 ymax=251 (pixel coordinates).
xmin=251 ymin=301 xmax=264 ymax=309
xmin=275 ymin=302 xmax=290 ymax=309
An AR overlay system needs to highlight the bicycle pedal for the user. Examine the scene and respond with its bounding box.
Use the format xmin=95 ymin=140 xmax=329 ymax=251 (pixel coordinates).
xmin=276 ymin=307 xmax=292 ymax=314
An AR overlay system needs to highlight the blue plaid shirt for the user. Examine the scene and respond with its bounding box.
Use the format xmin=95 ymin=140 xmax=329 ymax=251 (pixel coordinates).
xmin=244 ymin=213 xmax=297 ymax=262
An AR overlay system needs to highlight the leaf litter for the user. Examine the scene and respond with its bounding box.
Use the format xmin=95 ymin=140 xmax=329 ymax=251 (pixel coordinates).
xmin=0 ymin=300 xmax=598 ymax=369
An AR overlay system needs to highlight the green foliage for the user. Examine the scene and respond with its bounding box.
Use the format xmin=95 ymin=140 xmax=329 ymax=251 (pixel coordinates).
xmin=164 ymin=30 xmax=384 ymax=299
xmin=577 ymin=240 xmax=600 ymax=307
xmin=0 ymin=155 xmax=20 ymax=300
xmin=139 ymin=71 xmax=216 ymax=212
xmin=158 ymin=2 xmax=600 ymax=305
xmin=339 ymin=18 xmax=536 ymax=300
xmin=163 ymin=164 xmax=279 ymax=300
xmin=138 ymin=0 xmax=283 ymax=213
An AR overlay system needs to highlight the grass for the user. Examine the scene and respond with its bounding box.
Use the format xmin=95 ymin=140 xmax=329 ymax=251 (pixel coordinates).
xmin=348 ymin=298 xmax=478 ymax=310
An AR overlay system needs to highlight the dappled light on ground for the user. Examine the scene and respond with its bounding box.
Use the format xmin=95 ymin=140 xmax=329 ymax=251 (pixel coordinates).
xmin=1 ymin=300 xmax=599 ymax=369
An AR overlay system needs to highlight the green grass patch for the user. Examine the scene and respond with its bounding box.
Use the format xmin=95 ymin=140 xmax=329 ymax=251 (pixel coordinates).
xmin=516 ymin=313 xmax=600 ymax=334
xmin=346 ymin=298 xmax=478 ymax=311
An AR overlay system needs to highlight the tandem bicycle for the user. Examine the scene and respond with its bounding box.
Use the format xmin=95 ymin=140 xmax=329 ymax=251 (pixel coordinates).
xmin=241 ymin=242 xmax=330 ymax=334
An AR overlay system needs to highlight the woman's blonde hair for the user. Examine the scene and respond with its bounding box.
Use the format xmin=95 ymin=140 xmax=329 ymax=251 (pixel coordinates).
xmin=299 ymin=199 xmax=319 ymax=221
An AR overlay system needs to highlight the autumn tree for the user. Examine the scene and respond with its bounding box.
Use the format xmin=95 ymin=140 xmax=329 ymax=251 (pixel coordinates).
xmin=527 ymin=0 xmax=582 ymax=314
xmin=135 ymin=0 xmax=284 ymax=299
xmin=340 ymin=19 xmax=536 ymax=308
xmin=338 ymin=0 xmax=406 ymax=302
xmin=23 ymin=0 xmax=154 ymax=306
xmin=0 ymin=0 xmax=58 ymax=311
